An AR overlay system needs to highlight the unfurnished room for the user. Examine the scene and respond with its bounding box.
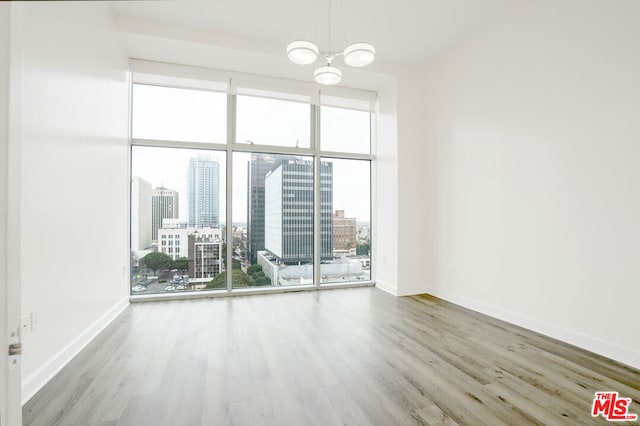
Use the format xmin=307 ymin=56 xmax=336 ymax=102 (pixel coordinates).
xmin=1 ymin=1 xmax=639 ymax=425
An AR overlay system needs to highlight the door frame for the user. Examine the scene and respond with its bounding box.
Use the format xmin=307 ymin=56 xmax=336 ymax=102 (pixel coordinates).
xmin=1 ymin=3 xmax=23 ymax=424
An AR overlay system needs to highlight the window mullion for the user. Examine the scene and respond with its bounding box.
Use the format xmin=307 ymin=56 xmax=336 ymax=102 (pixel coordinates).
xmin=226 ymin=91 xmax=236 ymax=292
xmin=313 ymin=104 xmax=321 ymax=288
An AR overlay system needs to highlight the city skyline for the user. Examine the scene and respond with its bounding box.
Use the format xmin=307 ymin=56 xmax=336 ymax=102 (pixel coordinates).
xmin=132 ymin=147 xmax=370 ymax=225
xmin=131 ymin=87 xmax=371 ymax=226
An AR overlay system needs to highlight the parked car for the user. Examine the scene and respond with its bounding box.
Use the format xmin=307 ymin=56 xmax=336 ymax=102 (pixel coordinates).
xmin=164 ymin=285 xmax=176 ymax=292
xmin=132 ymin=285 xmax=145 ymax=292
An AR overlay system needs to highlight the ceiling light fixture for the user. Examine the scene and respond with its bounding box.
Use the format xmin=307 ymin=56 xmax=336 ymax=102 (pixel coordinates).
xmin=287 ymin=41 xmax=319 ymax=65
xmin=287 ymin=0 xmax=375 ymax=85
xmin=313 ymin=60 xmax=342 ymax=85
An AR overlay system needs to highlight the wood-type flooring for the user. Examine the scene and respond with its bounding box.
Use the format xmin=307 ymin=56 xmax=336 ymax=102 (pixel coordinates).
xmin=23 ymin=287 xmax=640 ymax=425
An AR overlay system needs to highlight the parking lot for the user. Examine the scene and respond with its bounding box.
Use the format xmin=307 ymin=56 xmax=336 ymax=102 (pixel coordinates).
xmin=131 ymin=274 xmax=198 ymax=294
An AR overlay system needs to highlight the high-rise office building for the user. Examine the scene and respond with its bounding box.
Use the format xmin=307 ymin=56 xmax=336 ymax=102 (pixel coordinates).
xmin=151 ymin=187 xmax=179 ymax=241
xmin=131 ymin=176 xmax=152 ymax=250
xmin=247 ymin=153 xmax=286 ymax=265
xmin=264 ymin=159 xmax=332 ymax=264
xmin=188 ymin=156 xmax=220 ymax=228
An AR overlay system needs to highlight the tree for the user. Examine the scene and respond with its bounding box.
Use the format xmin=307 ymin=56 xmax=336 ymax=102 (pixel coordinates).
xmin=254 ymin=275 xmax=272 ymax=286
xmin=356 ymin=243 xmax=370 ymax=256
xmin=247 ymin=264 xmax=262 ymax=275
xmin=206 ymin=272 xmax=227 ymax=289
xmin=204 ymin=263 xmax=274 ymax=288
xmin=205 ymin=269 xmax=254 ymax=289
xmin=244 ymin=264 xmax=271 ymax=286
xmin=172 ymin=257 xmax=189 ymax=272
xmin=142 ymin=252 xmax=172 ymax=275
xmin=233 ymin=270 xmax=254 ymax=287
xmin=232 ymin=258 xmax=241 ymax=270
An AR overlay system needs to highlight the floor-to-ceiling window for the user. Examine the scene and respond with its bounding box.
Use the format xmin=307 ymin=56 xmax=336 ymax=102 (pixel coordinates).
xmin=129 ymin=61 xmax=374 ymax=295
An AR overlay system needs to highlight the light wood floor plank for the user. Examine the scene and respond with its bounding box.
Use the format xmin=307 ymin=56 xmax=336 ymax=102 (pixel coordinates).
xmin=23 ymin=288 xmax=640 ymax=425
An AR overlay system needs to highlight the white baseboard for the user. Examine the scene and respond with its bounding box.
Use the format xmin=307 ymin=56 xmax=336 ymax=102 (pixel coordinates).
xmin=423 ymin=286 xmax=640 ymax=371
xmin=375 ymin=280 xmax=398 ymax=296
xmin=21 ymin=296 xmax=129 ymax=405
xmin=374 ymin=281 xmax=430 ymax=296
xmin=396 ymin=285 xmax=430 ymax=296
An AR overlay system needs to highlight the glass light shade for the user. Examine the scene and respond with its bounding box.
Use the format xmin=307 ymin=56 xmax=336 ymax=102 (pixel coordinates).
xmin=287 ymin=41 xmax=319 ymax=65
xmin=343 ymin=42 xmax=376 ymax=67
xmin=314 ymin=65 xmax=342 ymax=85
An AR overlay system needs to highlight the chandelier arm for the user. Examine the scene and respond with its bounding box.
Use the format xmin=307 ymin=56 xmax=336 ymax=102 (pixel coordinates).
xmin=319 ymin=50 xmax=344 ymax=57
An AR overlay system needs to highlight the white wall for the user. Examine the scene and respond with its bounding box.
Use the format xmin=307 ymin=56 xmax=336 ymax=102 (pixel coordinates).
xmin=373 ymin=77 xmax=399 ymax=293
xmin=16 ymin=2 xmax=130 ymax=401
xmin=396 ymin=71 xmax=435 ymax=296
xmin=422 ymin=0 xmax=640 ymax=368
xmin=374 ymin=69 xmax=436 ymax=297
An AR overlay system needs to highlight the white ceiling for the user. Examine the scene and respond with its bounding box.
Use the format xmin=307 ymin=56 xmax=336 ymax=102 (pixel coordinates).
xmin=112 ymin=0 xmax=521 ymax=67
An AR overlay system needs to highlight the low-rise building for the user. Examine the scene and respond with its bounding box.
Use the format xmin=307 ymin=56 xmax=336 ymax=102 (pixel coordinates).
xmin=158 ymin=227 xmax=223 ymax=280
xmin=258 ymin=251 xmax=363 ymax=286
xmin=333 ymin=210 xmax=357 ymax=254
xmin=188 ymin=232 xmax=222 ymax=280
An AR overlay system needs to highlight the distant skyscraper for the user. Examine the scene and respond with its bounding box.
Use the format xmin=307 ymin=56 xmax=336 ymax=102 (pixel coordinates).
xmin=131 ymin=176 xmax=152 ymax=250
xmin=152 ymin=187 xmax=179 ymax=241
xmin=188 ymin=156 xmax=220 ymax=228
xmin=264 ymin=159 xmax=333 ymax=264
